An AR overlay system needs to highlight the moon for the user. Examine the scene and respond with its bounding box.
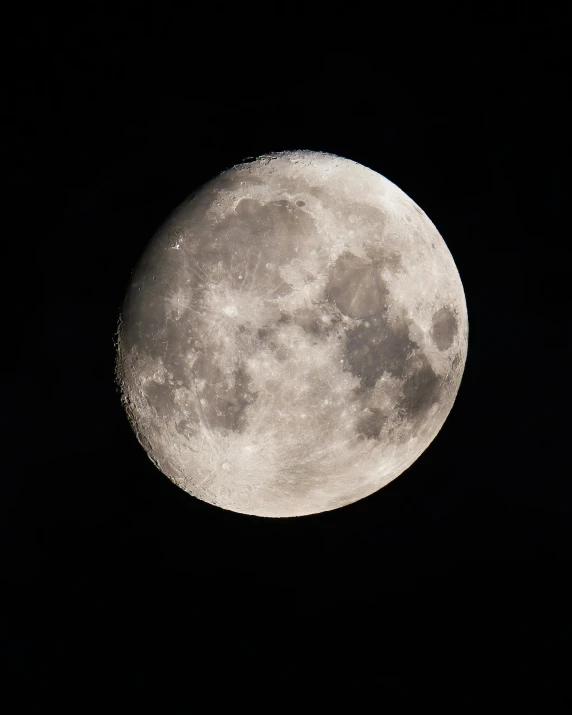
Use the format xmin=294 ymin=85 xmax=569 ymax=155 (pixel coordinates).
xmin=116 ymin=151 xmax=468 ymax=517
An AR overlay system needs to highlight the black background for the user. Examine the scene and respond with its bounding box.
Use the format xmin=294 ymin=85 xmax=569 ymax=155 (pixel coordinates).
xmin=4 ymin=10 xmax=570 ymax=711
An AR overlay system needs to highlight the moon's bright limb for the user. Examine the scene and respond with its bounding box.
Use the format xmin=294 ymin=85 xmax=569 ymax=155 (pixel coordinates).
xmin=116 ymin=151 xmax=468 ymax=517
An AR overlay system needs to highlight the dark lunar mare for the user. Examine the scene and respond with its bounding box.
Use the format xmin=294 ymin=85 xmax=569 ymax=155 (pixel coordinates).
xmin=398 ymin=353 xmax=442 ymax=428
xmin=431 ymin=306 xmax=458 ymax=351
xmin=323 ymin=249 xmax=446 ymax=437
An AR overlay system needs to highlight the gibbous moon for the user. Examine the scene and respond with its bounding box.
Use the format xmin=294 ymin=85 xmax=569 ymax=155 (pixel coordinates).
xmin=116 ymin=151 xmax=468 ymax=517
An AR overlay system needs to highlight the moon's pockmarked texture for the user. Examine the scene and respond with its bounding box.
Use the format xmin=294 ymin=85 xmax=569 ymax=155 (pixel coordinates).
xmin=116 ymin=151 xmax=468 ymax=517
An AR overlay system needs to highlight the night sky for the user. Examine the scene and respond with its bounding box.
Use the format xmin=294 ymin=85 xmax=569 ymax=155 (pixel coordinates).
xmin=4 ymin=11 xmax=570 ymax=711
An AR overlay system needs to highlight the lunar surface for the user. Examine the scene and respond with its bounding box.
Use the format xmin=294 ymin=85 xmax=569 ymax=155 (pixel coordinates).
xmin=116 ymin=151 xmax=468 ymax=517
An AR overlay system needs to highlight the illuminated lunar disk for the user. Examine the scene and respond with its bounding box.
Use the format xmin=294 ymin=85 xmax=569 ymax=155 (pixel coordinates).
xmin=116 ymin=151 xmax=468 ymax=517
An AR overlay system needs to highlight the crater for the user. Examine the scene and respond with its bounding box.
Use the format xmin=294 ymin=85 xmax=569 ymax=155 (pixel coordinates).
xmin=235 ymin=198 xmax=261 ymax=217
xmin=431 ymin=306 xmax=458 ymax=351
